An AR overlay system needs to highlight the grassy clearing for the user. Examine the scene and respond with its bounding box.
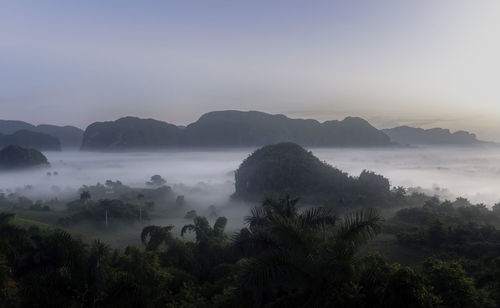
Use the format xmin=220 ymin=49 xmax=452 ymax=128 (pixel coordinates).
xmin=11 ymin=216 xmax=57 ymax=230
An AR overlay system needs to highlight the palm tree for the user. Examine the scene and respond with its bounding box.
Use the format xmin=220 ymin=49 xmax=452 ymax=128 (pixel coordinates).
xmin=235 ymin=196 xmax=382 ymax=307
xmin=181 ymin=216 xmax=227 ymax=242
xmin=80 ymin=190 xmax=91 ymax=204
xmin=141 ymin=225 xmax=174 ymax=251
xmin=181 ymin=216 xmax=229 ymax=280
xmin=82 ymin=240 xmax=110 ymax=306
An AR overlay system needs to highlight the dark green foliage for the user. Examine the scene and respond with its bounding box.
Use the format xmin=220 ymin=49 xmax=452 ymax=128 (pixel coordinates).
xmin=383 ymin=265 xmax=440 ymax=307
xmin=0 ymin=145 xmax=50 ymax=170
xmin=234 ymin=142 xmax=349 ymax=199
xmin=392 ymin=199 xmax=500 ymax=260
xmin=103 ymin=246 xmax=173 ymax=308
xmin=59 ymin=199 xmax=146 ymax=226
xmin=233 ymin=194 xmax=382 ymax=306
xmin=421 ymin=258 xmax=492 ymax=308
xmin=479 ymin=257 xmax=500 ymax=304
xmin=1 ymin=193 xmax=499 ymax=307
xmin=78 ymin=180 xmax=172 ymax=203
xmin=141 ymin=225 xmax=174 ymax=251
xmin=146 ymin=174 xmax=166 ymax=186
xmin=29 ymin=201 xmax=51 ymax=211
xmin=80 ymin=190 xmax=91 ymax=203
xmin=233 ymin=143 xmax=395 ymax=209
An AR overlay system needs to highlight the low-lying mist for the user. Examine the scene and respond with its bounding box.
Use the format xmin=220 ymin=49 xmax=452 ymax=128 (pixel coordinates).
xmin=2 ymin=146 xmax=500 ymax=210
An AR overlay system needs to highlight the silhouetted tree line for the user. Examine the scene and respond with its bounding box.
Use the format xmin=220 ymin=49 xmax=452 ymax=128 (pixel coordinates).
xmin=1 ymin=195 xmax=500 ymax=307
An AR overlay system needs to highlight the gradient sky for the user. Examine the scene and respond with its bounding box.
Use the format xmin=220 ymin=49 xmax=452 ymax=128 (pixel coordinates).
xmin=1 ymin=1 xmax=499 ymax=140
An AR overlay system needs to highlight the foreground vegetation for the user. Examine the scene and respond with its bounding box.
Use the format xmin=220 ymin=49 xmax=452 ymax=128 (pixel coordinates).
xmin=1 ymin=193 xmax=499 ymax=307
xmin=0 ymin=143 xmax=499 ymax=307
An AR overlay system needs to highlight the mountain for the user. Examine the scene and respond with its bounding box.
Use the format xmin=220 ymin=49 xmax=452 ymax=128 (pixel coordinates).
xmin=81 ymin=110 xmax=392 ymax=150
xmin=0 ymin=120 xmax=84 ymax=148
xmin=0 ymin=130 xmax=61 ymax=151
xmin=0 ymin=120 xmax=36 ymax=134
xmin=35 ymin=124 xmax=84 ymax=148
xmin=232 ymin=142 xmax=392 ymax=208
xmin=0 ymin=145 xmax=50 ymax=170
xmin=383 ymin=126 xmax=486 ymax=145
xmin=81 ymin=117 xmax=180 ymax=150
xmin=182 ymin=111 xmax=390 ymax=146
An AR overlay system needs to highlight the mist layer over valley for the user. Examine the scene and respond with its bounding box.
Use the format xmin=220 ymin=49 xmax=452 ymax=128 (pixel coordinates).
xmin=2 ymin=146 xmax=500 ymax=207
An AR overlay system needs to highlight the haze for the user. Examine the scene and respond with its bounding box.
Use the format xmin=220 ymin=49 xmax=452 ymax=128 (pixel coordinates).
xmin=2 ymin=148 xmax=500 ymax=208
xmin=1 ymin=1 xmax=500 ymax=140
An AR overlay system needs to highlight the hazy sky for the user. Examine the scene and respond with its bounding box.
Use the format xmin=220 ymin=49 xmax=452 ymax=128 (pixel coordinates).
xmin=1 ymin=1 xmax=499 ymax=140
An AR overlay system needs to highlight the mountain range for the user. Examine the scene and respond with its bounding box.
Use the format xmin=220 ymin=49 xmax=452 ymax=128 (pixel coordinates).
xmin=0 ymin=120 xmax=84 ymax=148
xmin=80 ymin=110 xmax=392 ymax=150
xmin=383 ymin=126 xmax=488 ymax=145
xmin=0 ymin=130 xmax=61 ymax=151
xmin=0 ymin=111 xmax=492 ymax=151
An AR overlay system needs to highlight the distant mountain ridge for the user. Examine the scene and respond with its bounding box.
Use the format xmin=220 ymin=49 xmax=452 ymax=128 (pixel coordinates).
xmin=81 ymin=110 xmax=392 ymax=150
xmin=0 ymin=120 xmax=84 ymax=148
xmin=383 ymin=126 xmax=489 ymax=145
xmin=0 ymin=130 xmax=61 ymax=151
xmin=3 ymin=114 xmax=492 ymax=150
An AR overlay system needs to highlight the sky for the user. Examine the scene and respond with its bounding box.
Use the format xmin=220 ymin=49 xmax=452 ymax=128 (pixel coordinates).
xmin=1 ymin=1 xmax=499 ymax=140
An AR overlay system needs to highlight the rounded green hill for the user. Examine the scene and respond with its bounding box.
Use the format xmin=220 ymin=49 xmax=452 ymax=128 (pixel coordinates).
xmin=0 ymin=145 xmax=50 ymax=170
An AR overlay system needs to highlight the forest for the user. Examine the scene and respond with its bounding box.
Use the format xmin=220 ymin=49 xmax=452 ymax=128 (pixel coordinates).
xmin=1 ymin=191 xmax=500 ymax=307
xmin=3 ymin=0 xmax=499 ymax=306
xmin=1 ymin=144 xmax=500 ymax=307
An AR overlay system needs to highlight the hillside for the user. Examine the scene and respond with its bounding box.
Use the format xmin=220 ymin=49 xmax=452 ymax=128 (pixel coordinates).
xmin=0 ymin=120 xmax=84 ymax=148
xmin=81 ymin=117 xmax=181 ymax=150
xmin=36 ymin=124 xmax=84 ymax=148
xmin=0 ymin=130 xmax=61 ymax=151
xmin=383 ymin=126 xmax=487 ymax=145
xmin=0 ymin=120 xmax=36 ymax=134
xmin=0 ymin=145 xmax=50 ymax=170
xmin=233 ymin=142 xmax=393 ymax=209
xmin=81 ymin=110 xmax=392 ymax=150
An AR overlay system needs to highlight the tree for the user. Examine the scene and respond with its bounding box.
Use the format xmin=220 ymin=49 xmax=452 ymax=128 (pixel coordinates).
xmin=421 ymin=258 xmax=491 ymax=308
xmin=234 ymin=195 xmax=381 ymax=307
xmin=383 ymin=266 xmax=440 ymax=308
xmin=103 ymin=246 xmax=173 ymax=307
xmin=181 ymin=216 xmax=227 ymax=242
xmin=147 ymin=175 xmax=166 ymax=187
xmin=80 ymin=190 xmax=91 ymax=203
xmin=141 ymin=225 xmax=174 ymax=252
xmin=181 ymin=216 xmax=229 ymax=281
xmin=82 ymin=240 xmax=111 ymax=306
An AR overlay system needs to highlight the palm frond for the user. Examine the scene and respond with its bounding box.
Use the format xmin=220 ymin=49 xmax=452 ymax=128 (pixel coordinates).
xmin=299 ymin=207 xmax=338 ymax=229
xmin=140 ymin=225 xmax=159 ymax=245
xmin=240 ymin=251 xmax=297 ymax=289
xmin=213 ymin=216 xmax=228 ymax=237
xmin=245 ymin=206 xmax=268 ymax=229
xmin=268 ymin=216 xmax=312 ymax=254
xmin=180 ymin=224 xmax=196 ymax=237
xmin=334 ymin=208 xmax=382 ymax=258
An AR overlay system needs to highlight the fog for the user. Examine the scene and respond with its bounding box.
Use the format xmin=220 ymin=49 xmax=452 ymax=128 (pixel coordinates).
xmin=2 ymin=146 xmax=500 ymax=208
